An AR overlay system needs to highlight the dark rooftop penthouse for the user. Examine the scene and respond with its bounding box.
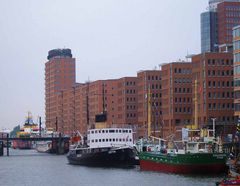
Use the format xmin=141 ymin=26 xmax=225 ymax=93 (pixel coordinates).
xmin=47 ymin=48 xmax=72 ymax=60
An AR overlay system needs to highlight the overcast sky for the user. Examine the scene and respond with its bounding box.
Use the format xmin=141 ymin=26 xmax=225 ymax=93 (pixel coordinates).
xmin=0 ymin=0 xmax=208 ymax=130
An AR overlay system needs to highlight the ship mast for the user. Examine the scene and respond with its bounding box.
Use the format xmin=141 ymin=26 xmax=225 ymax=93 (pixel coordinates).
xmin=193 ymin=79 xmax=198 ymax=129
xmin=147 ymin=85 xmax=151 ymax=137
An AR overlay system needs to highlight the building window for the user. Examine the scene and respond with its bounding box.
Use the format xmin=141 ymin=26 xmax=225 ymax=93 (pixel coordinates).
xmin=208 ymin=70 xmax=211 ymax=76
xmin=209 ymin=103 xmax=212 ymax=109
xmin=208 ymin=81 xmax=211 ymax=87
xmin=213 ymin=81 xmax=216 ymax=88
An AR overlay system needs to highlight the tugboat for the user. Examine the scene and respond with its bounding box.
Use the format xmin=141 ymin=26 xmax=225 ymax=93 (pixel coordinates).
xmin=67 ymin=110 xmax=138 ymax=167
xmin=12 ymin=112 xmax=38 ymax=149
xmin=67 ymin=127 xmax=137 ymax=167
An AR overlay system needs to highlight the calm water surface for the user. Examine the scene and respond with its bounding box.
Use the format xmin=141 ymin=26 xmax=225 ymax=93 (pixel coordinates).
xmin=0 ymin=149 xmax=224 ymax=186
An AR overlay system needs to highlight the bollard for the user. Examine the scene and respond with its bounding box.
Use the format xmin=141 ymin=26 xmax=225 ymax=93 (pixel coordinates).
xmin=0 ymin=141 xmax=3 ymax=156
xmin=58 ymin=133 xmax=62 ymax=154
xmin=7 ymin=134 xmax=9 ymax=156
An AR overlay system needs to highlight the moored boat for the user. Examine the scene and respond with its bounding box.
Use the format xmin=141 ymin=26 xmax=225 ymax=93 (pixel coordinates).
xmin=140 ymin=151 xmax=227 ymax=174
xmin=12 ymin=112 xmax=39 ymax=150
xmin=216 ymin=176 xmax=240 ymax=186
xmin=35 ymin=128 xmax=54 ymax=153
xmin=36 ymin=141 xmax=52 ymax=153
xmin=67 ymin=128 xmax=138 ymax=167
xmin=138 ymin=130 xmax=228 ymax=174
xmin=138 ymin=80 xmax=228 ymax=174
xmin=12 ymin=132 xmax=32 ymax=149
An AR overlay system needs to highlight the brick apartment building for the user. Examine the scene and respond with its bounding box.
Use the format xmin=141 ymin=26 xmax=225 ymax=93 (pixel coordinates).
xmin=136 ymin=70 xmax=162 ymax=137
xmin=161 ymin=62 xmax=192 ymax=138
xmin=53 ymin=77 xmax=139 ymax=135
xmin=192 ymin=52 xmax=235 ymax=136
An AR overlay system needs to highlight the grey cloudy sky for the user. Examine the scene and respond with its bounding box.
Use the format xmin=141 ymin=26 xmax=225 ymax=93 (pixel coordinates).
xmin=0 ymin=0 xmax=208 ymax=130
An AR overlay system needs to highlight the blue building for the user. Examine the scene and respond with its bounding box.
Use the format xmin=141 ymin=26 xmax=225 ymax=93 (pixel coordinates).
xmin=201 ymin=11 xmax=218 ymax=53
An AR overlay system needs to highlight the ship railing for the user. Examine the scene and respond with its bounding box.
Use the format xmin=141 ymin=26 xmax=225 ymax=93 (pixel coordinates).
xmin=110 ymin=144 xmax=133 ymax=150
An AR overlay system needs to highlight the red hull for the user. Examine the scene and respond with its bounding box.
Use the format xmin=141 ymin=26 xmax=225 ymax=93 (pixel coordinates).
xmin=12 ymin=140 xmax=32 ymax=149
xmin=218 ymin=180 xmax=240 ymax=186
xmin=140 ymin=160 xmax=227 ymax=174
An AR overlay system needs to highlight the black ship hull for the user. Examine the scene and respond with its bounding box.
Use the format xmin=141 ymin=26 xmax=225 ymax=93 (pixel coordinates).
xmin=67 ymin=147 xmax=138 ymax=167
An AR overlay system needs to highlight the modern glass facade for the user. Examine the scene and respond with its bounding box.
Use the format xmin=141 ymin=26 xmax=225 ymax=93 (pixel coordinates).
xmin=233 ymin=25 xmax=240 ymax=113
xmin=201 ymin=11 xmax=218 ymax=53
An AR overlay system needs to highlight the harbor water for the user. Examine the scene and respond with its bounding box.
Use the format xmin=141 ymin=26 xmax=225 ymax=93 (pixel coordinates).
xmin=0 ymin=149 xmax=223 ymax=186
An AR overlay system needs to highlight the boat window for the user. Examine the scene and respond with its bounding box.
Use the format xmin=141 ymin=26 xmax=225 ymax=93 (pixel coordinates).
xmin=91 ymin=131 xmax=94 ymax=134
xmin=91 ymin=140 xmax=94 ymax=143
xmin=95 ymin=139 xmax=98 ymax=142
xmin=99 ymin=139 xmax=101 ymax=142
xmin=106 ymin=139 xmax=108 ymax=142
xmin=109 ymin=139 xmax=112 ymax=142
xmin=130 ymin=139 xmax=132 ymax=142
xmin=106 ymin=130 xmax=108 ymax=133
xmin=102 ymin=130 xmax=105 ymax=133
xmin=116 ymin=138 xmax=118 ymax=142
xmin=113 ymin=139 xmax=115 ymax=142
xmin=119 ymin=139 xmax=122 ymax=142
xmin=109 ymin=130 xmax=115 ymax=133
xmin=102 ymin=139 xmax=105 ymax=142
xmin=116 ymin=130 xmax=118 ymax=133
xmin=123 ymin=138 xmax=125 ymax=142
xmin=119 ymin=130 xmax=122 ymax=133
xmin=99 ymin=130 xmax=101 ymax=133
xmin=126 ymin=138 xmax=128 ymax=142
xmin=95 ymin=130 xmax=98 ymax=134
xmin=128 ymin=130 xmax=131 ymax=133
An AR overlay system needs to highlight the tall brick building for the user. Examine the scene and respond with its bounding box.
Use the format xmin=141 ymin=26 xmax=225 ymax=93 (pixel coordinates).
xmin=45 ymin=49 xmax=76 ymax=130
